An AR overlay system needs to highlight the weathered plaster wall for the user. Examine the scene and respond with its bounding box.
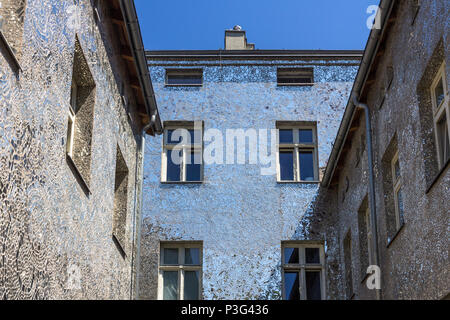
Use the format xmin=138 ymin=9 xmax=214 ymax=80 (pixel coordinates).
xmin=140 ymin=58 xmax=360 ymax=299
xmin=315 ymin=0 xmax=449 ymax=300
xmin=0 ymin=0 xmax=144 ymax=299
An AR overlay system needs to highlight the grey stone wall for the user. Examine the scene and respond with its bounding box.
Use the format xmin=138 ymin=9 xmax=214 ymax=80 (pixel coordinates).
xmin=314 ymin=0 xmax=449 ymax=300
xmin=140 ymin=58 xmax=360 ymax=299
xmin=0 ymin=0 xmax=145 ymax=299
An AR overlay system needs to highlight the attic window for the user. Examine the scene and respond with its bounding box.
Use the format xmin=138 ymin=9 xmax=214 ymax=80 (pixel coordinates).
xmin=277 ymin=68 xmax=314 ymax=86
xmin=166 ymin=69 xmax=203 ymax=86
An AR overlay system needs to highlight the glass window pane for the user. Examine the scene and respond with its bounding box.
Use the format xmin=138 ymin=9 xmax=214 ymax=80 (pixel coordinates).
xmin=167 ymin=149 xmax=181 ymax=182
xmin=186 ymin=151 xmax=201 ymax=182
xmin=437 ymin=115 xmax=450 ymax=164
xmin=396 ymin=188 xmax=405 ymax=226
xmin=279 ymin=130 xmax=293 ymax=144
xmin=394 ymin=158 xmax=401 ymax=181
xmin=305 ymin=248 xmax=320 ymax=264
xmin=279 ymin=151 xmax=294 ymax=181
xmin=305 ymin=271 xmax=322 ymax=300
xmin=163 ymin=271 xmax=178 ymax=300
xmin=185 ymin=248 xmax=200 ymax=265
xmin=162 ymin=248 xmax=179 ymax=265
xmin=184 ymin=271 xmax=200 ymax=300
xmin=299 ymin=129 xmax=313 ymax=144
xmin=167 ymin=130 xmax=181 ymax=144
xmin=434 ymin=78 xmax=445 ymax=107
xmin=299 ymin=151 xmax=315 ymax=181
xmin=167 ymin=74 xmax=202 ymax=85
xmin=284 ymin=248 xmax=299 ymax=264
xmin=284 ymin=272 xmax=300 ymax=300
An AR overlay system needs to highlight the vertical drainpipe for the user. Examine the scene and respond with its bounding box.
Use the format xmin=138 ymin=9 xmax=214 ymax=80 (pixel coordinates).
xmin=131 ymin=113 xmax=161 ymax=300
xmin=352 ymin=96 xmax=381 ymax=300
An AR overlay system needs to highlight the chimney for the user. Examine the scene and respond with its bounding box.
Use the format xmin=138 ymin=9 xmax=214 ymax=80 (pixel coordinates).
xmin=224 ymin=25 xmax=255 ymax=50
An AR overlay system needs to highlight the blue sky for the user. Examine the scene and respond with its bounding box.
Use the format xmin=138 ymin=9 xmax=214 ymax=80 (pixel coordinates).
xmin=135 ymin=0 xmax=378 ymax=51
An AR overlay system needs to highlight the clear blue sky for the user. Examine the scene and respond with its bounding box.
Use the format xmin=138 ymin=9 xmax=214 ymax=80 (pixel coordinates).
xmin=135 ymin=0 xmax=379 ymax=50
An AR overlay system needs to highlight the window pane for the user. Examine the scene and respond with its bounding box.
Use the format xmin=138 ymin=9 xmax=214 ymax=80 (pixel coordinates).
xmin=284 ymin=248 xmax=299 ymax=264
xmin=284 ymin=272 xmax=300 ymax=300
xmin=305 ymin=271 xmax=322 ymax=300
xmin=305 ymin=248 xmax=320 ymax=264
xmin=396 ymin=188 xmax=405 ymax=226
xmin=185 ymin=248 xmax=200 ymax=265
xmin=167 ymin=74 xmax=202 ymax=85
xmin=279 ymin=151 xmax=294 ymax=181
xmin=186 ymin=151 xmax=201 ymax=182
xmin=299 ymin=129 xmax=313 ymax=144
xmin=184 ymin=271 xmax=200 ymax=300
xmin=167 ymin=149 xmax=181 ymax=182
xmin=163 ymin=271 xmax=178 ymax=300
xmin=394 ymin=158 xmax=401 ymax=181
xmin=434 ymin=78 xmax=445 ymax=107
xmin=279 ymin=130 xmax=293 ymax=144
xmin=162 ymin=248 xmax=179 ymax=265
xmin=167 ymin=130 xmax=181 ymax=144
xmin=299 ymin=151 xmax=315 ymax=181
xmin=437 ymin=115 xmax=450 ymax=164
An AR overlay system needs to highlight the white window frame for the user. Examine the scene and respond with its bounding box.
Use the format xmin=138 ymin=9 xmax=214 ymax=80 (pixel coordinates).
xmin=161 ymin=122 xmax=204 ymax=183
xmin=281 ymin=242 xmax=326 ymax=300
xmin=67 ymin=81 xmax=77 ymax=158
xmin=431 ymin=62 xmax=449 ymax=169
xmin=391 ymin=151 xmax=404 ymax=230
xmin=157 ymin=242 xmax=203 ymax=300
xmin=276 ymin=124 xmax=319 ymax=183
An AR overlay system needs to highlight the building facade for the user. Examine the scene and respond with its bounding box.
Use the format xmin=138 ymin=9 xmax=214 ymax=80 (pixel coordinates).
xmin=315 ymin=0 xmax=449 ymax=300
xmin=139 ymin=41 xmax=362 ymax=299
xmin=0 ymin=0 xmax=161 ymax=299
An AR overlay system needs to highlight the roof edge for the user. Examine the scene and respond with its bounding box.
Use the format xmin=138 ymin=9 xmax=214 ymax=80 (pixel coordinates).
xmin=321 ymin=0 xmax=395 ymax=188
xmin=119 ymin=0 xmax=163 ymax=135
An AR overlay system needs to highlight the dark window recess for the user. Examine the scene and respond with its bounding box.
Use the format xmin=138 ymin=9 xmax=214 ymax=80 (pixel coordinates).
xmin=284 ymin=248 xmax=299 ymax=264
xmin=284 ymin=272 xmax=300 ymax=300
xmin=277 ymin=68 xmax=314 ymax=86
xmin=279 ymin=151 xmax=294 ymax=181
xmin=305 ymin=248 xmax=320 ymax=264
xmin=305 ymin=271 xmax=322 ymax=300
xmin=167 ymin=149 xmax=182 ymax=182
xmin=166 ymin=69 xmax=203 ymax=86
